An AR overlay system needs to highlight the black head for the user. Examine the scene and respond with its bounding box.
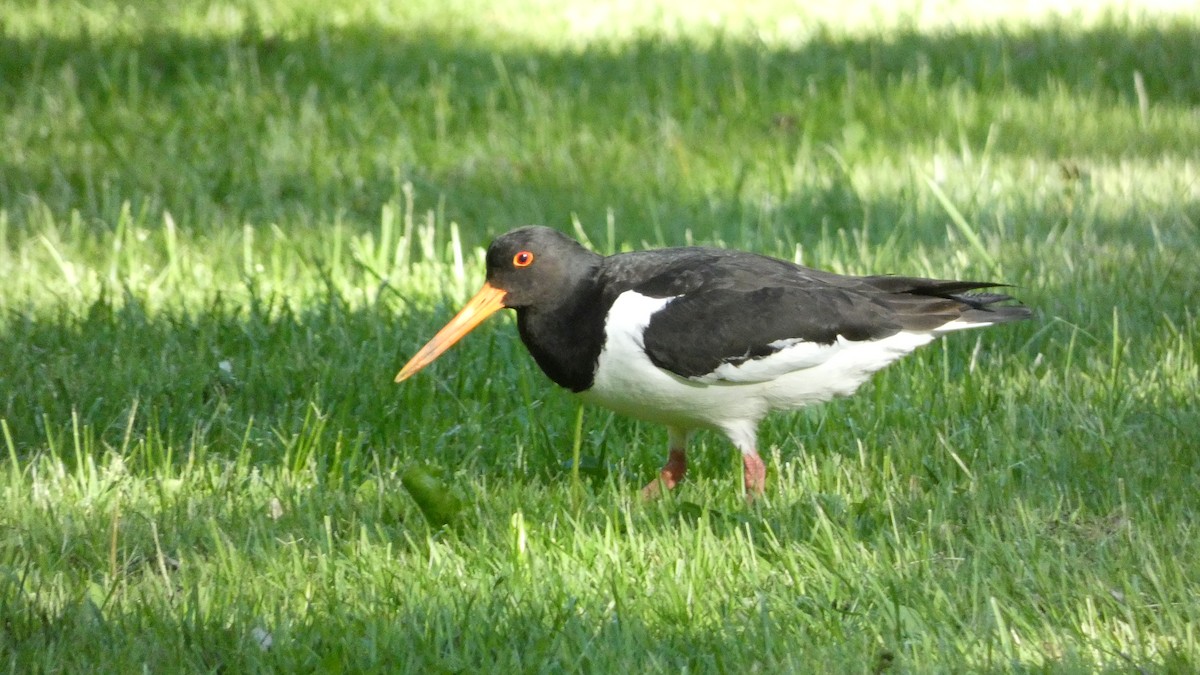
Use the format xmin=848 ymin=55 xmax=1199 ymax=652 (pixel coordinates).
xmin=394 ymin=226 xmax=600 ymax=383
xmin=484 ymin=226 xmax=600 ymax=309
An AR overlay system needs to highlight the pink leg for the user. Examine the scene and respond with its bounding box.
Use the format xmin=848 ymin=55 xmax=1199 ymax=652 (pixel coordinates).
xmin=743 ymin=451 xmax=766 ymax=500
xmin=642 ymin=427 xmax=690 ymax=499
xmin=719 ymin=421 xmax=766 ymax=500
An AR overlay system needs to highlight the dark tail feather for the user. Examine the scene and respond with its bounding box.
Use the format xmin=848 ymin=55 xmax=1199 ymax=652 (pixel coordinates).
xmin=956 ymin=299 xmax=1034 ymax=325
xmin=863 ymin=276 xmax=1000 ymax=297
xmin=864 ymin=275 xmax=1033 ymax=329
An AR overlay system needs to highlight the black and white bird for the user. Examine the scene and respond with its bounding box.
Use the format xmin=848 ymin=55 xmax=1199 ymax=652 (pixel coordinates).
xmin=395 ymin=226 xmax=1031 ymax=498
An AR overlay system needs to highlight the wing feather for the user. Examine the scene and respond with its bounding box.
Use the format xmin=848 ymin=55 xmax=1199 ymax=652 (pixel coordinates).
xmin=641 ymin=286 xmax=901 ymax=381
xmin=597 ymin=248 xmax=1029 ymax=383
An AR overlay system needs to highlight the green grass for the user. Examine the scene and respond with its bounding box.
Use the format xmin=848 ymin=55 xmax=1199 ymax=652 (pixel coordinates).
xmin=2 ymin=0 xmax=1199 ymax=671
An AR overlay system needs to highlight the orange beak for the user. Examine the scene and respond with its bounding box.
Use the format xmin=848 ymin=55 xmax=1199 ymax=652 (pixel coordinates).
xmin=394 ymin=282 xmax=508 ymax=382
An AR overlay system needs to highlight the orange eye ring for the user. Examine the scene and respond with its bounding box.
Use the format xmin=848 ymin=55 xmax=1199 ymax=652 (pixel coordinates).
xmin=513 ymin=251 xmax=534 ymax=267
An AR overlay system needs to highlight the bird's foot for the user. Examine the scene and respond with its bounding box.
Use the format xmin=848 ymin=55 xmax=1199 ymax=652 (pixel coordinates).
xmin=641 ymin=449 xmax=687 ymax=499
xmin=743 ymin=452 xmax=766 ymax=501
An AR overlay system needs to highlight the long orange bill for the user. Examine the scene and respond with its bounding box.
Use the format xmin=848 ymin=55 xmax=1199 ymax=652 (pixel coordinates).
xmin=394 ymin=282 xmax=508 ymax=383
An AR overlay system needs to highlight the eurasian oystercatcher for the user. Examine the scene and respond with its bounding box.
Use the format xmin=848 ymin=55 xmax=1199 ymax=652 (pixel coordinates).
xmin=396 ymin=226 xmax=1031 ymax=498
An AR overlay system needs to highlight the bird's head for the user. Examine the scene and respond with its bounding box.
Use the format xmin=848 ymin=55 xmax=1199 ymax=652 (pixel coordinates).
xmin=394 ymin=226 xmax=597 ymax=382
xmin=481 ymin=226 xmax=596 ymax=309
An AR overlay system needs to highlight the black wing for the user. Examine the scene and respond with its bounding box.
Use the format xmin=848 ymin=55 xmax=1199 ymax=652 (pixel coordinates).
xmin=602 ymin=248 xmax=1028 ymax=382
xmin=641 ymin=284 xmax=902 ymax=380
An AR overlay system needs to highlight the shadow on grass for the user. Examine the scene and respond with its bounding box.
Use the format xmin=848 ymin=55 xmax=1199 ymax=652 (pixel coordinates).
xmin=0 ymin=285 xmax=518 ymax=469
xmin=1 ymin=18 xmax=1198 ymax=238
xmin=2 ymin=267 xmax=1194 ymax=507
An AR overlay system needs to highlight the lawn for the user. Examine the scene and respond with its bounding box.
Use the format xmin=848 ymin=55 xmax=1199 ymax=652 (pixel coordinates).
xmin=2 ymin=0 xmax=1199 ymax=671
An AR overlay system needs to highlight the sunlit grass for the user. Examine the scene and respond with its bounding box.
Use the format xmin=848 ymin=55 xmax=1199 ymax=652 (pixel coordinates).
xmin=2 ymin=0 xmax=1199 ymax=671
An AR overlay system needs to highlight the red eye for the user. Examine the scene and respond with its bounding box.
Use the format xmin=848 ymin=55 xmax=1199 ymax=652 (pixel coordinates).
xmin=513 ymin=251 xmax=534 ymax=267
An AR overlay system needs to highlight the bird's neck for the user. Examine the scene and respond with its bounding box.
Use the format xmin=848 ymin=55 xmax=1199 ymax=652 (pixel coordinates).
xmin=516 ymin=279 xmax=608 ymax=393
